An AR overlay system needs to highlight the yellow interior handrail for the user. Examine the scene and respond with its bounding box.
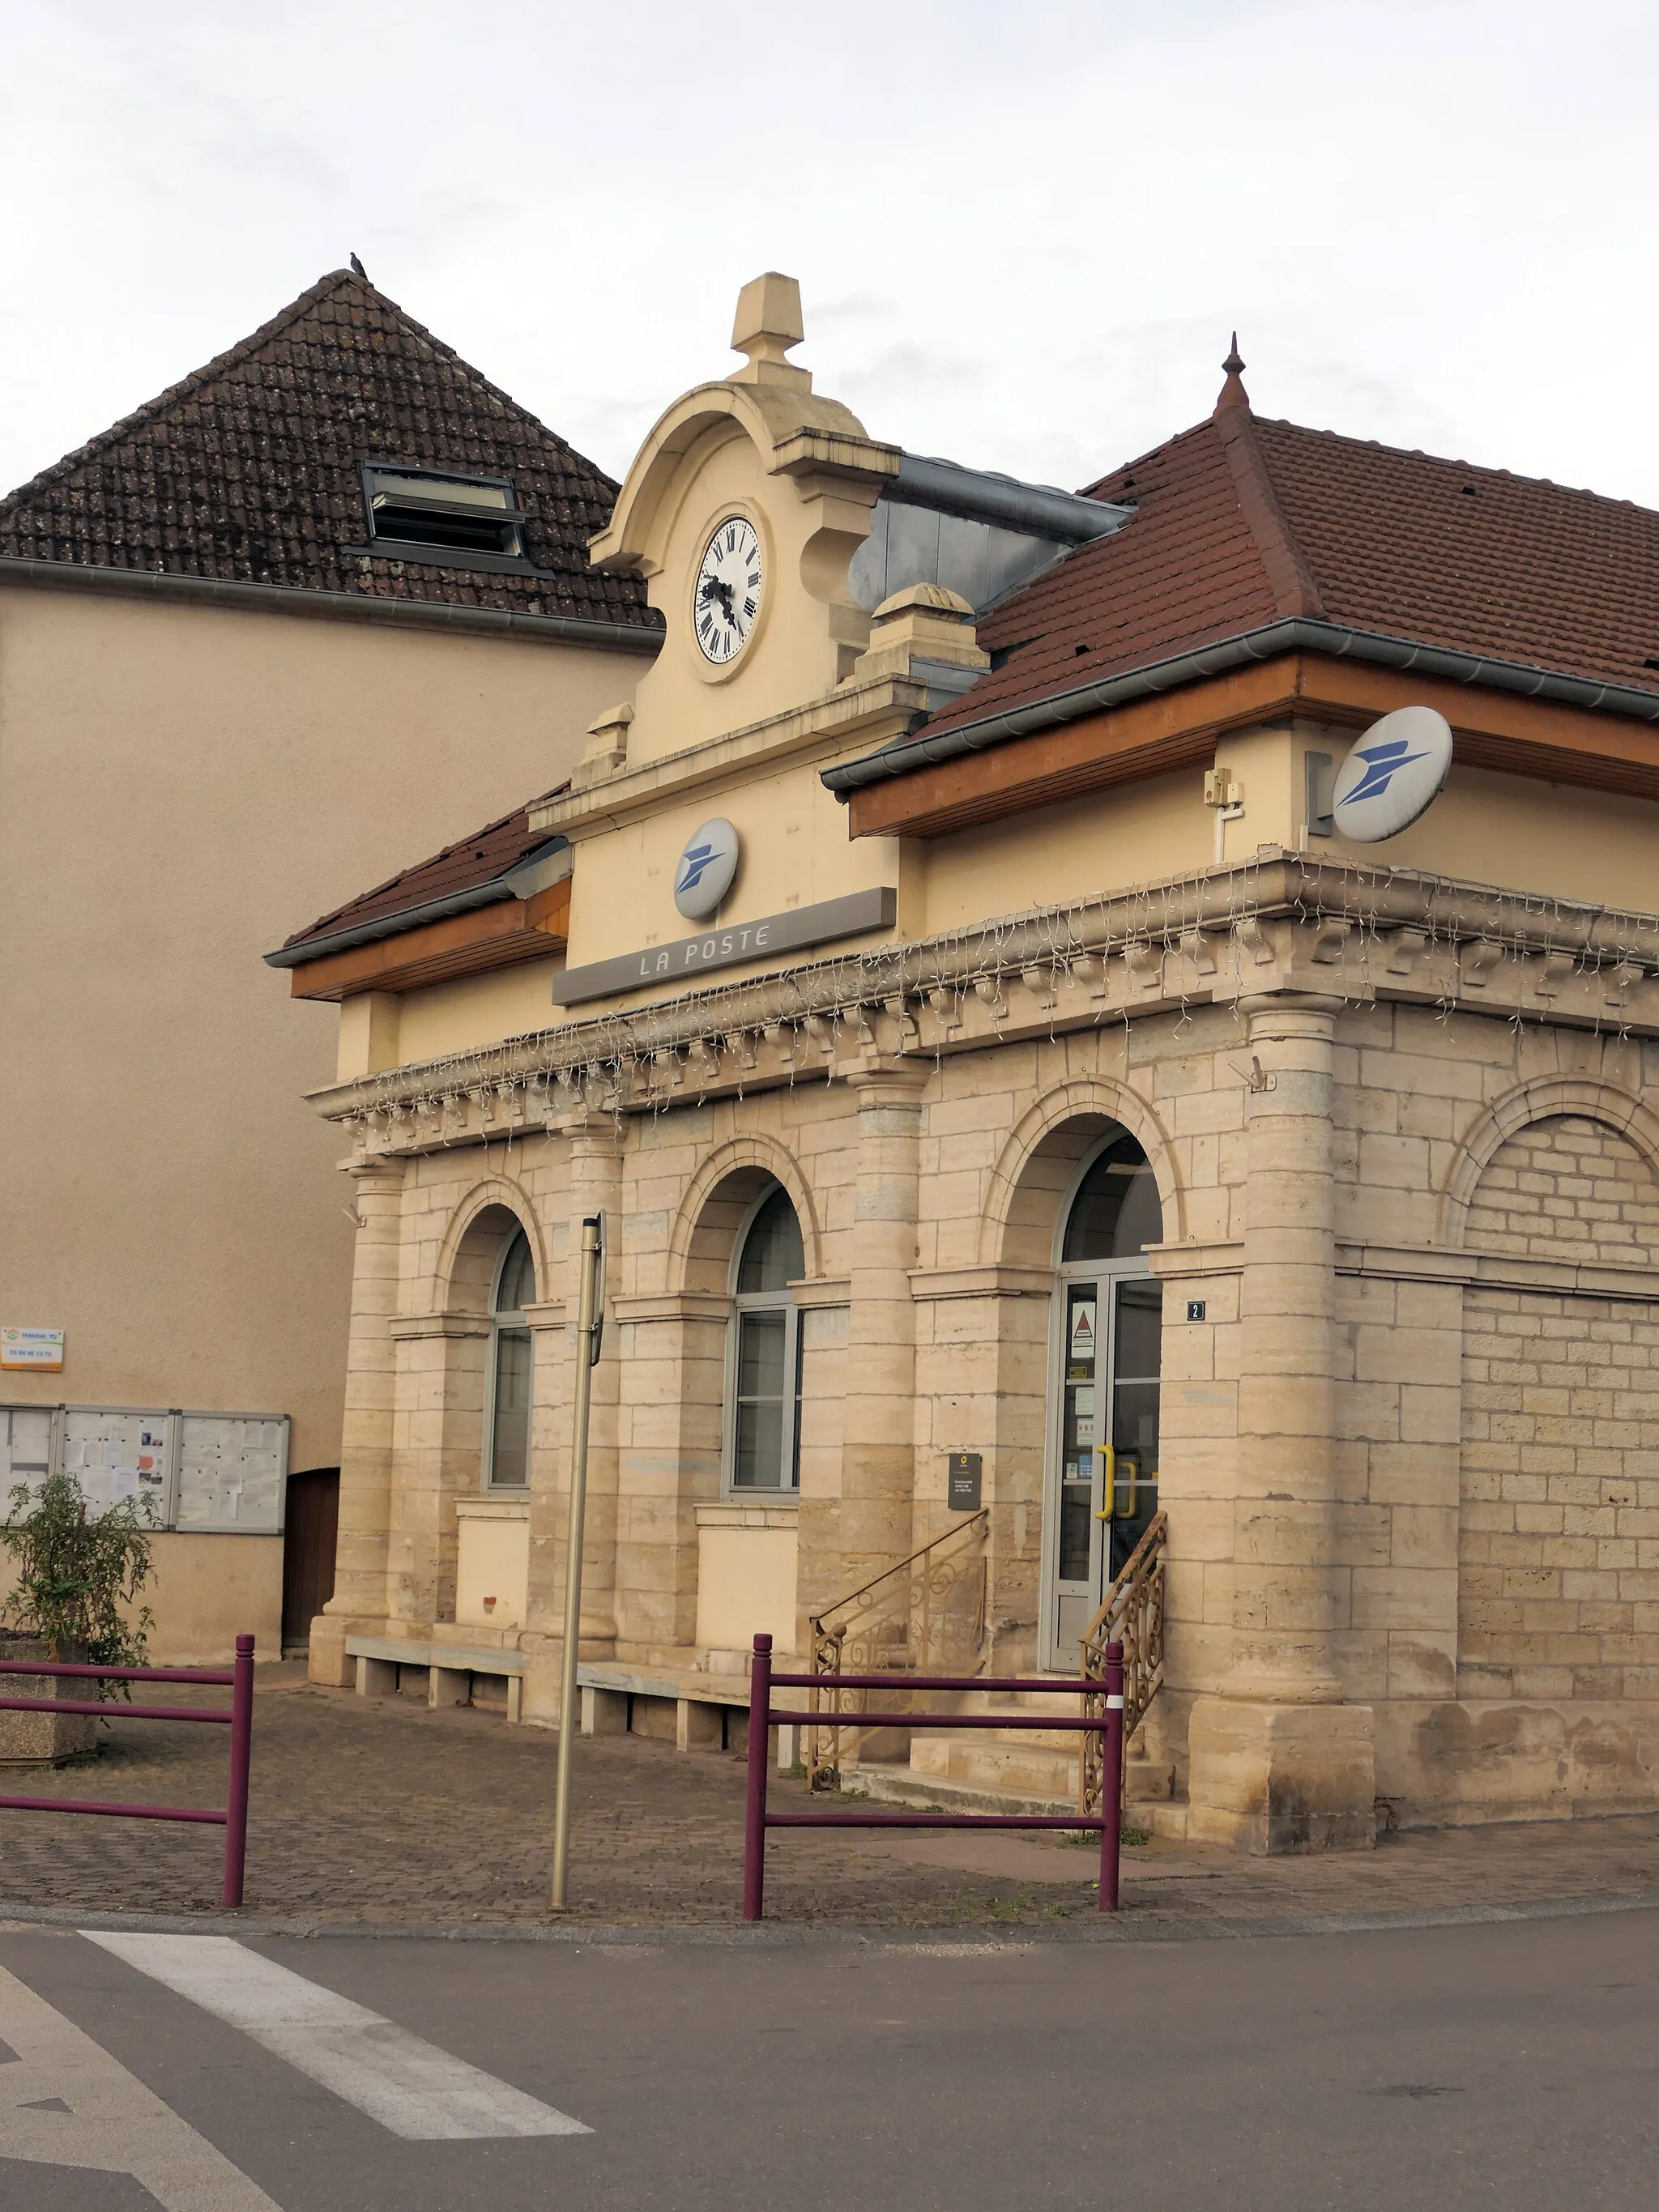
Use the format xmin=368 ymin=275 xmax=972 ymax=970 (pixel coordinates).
xmin=1096 ymin=1443 xmax=1115 ymax=1518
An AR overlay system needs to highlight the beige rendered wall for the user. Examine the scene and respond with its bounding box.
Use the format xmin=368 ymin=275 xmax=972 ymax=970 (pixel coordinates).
xmin=0 ymin=583 xmax=646 ymax=1479
xmin=928 ymin=727 xmax=1659 ymax=934
xmin=118 ymin=1533 xmax=284 ymax=1666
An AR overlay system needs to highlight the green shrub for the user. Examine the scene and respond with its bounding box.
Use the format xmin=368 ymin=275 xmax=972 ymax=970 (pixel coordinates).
xmin=3 ymin=1472 xmax=157 ymax=1686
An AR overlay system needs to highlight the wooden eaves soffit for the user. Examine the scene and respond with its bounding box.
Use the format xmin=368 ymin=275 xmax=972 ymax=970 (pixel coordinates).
xmin=283 ymin=875 xmax=569 ymax=1001
xmin=838 ymin=651 xmax=1659 ymax=840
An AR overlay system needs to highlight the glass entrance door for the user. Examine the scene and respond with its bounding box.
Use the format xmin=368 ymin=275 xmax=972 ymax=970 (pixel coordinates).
xmin=1047 ymin=1269 xmax=1162 ymax=1664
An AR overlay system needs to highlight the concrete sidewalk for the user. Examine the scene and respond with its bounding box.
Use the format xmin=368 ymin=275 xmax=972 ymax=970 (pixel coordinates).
xmin=3 ymin=1669 xmax=1658 ymax=1933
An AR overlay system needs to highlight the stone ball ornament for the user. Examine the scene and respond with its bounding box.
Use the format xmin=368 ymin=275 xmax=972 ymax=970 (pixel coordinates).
xmin=1331 ymin=705 xmax=1454 ymax=842
xmin=673 ymin=817 xmax=741 ymax=921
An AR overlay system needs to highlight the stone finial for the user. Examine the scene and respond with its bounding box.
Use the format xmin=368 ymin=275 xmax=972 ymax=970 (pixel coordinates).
xmin=851 ymin=582 xmax=989 ymax=684
xmin=730 ymin=271 xmax=810 ymax=390
xmin=1216 ymin=332 xmax=1250 ymax=415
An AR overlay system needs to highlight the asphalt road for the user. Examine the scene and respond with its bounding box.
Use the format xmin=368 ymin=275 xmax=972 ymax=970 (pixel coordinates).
xmin=2 ymin=1907 xmax=1656 ymax=2210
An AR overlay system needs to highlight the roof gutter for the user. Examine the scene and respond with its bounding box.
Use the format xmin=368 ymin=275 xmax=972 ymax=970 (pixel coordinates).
xmin=821 ymin=618 xmax=1659 ymax=796
xmin=0 ymin=553 xmax=663 ymax=655
xmin=264 ymin=842 xmax=571 ymax=969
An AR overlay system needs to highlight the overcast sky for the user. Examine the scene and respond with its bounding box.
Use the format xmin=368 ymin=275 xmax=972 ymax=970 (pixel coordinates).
xmin=2 ymin=0 xmax=1655 ymax=509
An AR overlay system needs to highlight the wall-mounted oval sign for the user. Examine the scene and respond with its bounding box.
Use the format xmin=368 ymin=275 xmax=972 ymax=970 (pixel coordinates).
xmin=1331 ymin=705 xmax=1453 ymax=842
xmin=673 ymin=816 xmax=740 ymax=920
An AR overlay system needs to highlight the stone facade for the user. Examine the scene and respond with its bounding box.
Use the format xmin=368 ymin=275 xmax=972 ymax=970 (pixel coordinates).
xmin=304 ymin=866 xmax=1659 ymax=1848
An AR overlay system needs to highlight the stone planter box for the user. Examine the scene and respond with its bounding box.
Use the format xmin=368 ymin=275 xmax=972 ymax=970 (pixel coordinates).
xmin=0 ymin=1635 xmax=97 ymax=1766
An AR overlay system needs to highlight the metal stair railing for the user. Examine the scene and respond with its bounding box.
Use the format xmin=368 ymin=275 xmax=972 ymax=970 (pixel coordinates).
xmin=1077 ymin=1511 xmax=1166 ymax=1815
xmin=806 ymin=1509 xmax=989 ymax=1791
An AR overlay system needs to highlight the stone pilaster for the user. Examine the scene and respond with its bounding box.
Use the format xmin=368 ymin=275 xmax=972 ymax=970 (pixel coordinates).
xmin=310 ymin=1157 xmax=404 ymax=1686
xmin=838 ymin=1066 xmax=929 ymax=1594
xmin=386 ymin=1308 xmax=490 ymax=1627
xmin=522 ymin=1113 xmax=624 ymax=1722
xmin=1187 ymin=996 xmax=1375 ymax=1851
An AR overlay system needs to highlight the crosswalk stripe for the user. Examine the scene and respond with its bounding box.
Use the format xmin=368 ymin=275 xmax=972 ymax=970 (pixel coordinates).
xmin=84 ymin=1932 xmax=591 ymax=2141
xmin=0 ymin=1958 xmax=282 ymax=2210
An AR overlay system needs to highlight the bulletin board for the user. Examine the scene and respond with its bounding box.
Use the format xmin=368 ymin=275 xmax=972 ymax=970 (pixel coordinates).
xmin=174 ymin=1412 xmax=289 ymax=1535
xmin=58 ymin=1406 xmax=176 ymax=1520
xmin=0 ymin=1405 xmax=54 ymax=1490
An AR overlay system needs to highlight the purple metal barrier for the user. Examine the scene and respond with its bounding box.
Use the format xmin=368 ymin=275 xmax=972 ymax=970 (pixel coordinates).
xmin=742 ymin=1632 xmax=1126 ymax=1922
xmin=0 ymin=1632 xmax=256 ymax=1907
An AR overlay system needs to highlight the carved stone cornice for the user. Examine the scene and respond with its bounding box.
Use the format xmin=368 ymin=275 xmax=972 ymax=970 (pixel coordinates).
xmin=314 ymin=854 xmax=1659 ymax=1158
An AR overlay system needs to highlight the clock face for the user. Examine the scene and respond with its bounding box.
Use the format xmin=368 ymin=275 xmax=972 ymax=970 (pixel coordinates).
xmin=693 ymin=516 xmax=761 ymax=665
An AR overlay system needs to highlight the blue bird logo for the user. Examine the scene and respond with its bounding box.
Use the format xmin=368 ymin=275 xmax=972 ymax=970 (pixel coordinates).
xmin=676 ymin=843 xmax=718 ymax=895
xmin=1342 ymin=735 xmax=1431 ymax=805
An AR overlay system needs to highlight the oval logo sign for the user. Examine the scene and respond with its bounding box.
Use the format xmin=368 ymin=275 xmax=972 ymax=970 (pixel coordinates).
xmin=673 ymin=817 xmax=740 ymax=920
xmin=1331 ymin=705 xmax=1452 ymax=842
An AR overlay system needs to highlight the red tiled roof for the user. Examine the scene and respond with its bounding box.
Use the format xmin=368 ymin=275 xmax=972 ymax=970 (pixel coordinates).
xmin=915 ymin=370 xmax=1659 ymax=744
xmin=0 ymin=270 xmax=657 ymax=631
xmin=279 ymin=791 xmax=566 ymax=956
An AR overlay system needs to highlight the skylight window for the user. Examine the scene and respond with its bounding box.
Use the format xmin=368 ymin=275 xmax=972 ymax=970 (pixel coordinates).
xmin=357 ymin=462 xmax=530 ymax=569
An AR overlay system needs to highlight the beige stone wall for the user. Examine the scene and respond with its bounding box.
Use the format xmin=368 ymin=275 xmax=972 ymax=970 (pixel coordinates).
xmin=1463 ymin=1116 xmax=1659 ymax=1263
xmin=1459 ymin=1116 xmax=1659 ymax=1700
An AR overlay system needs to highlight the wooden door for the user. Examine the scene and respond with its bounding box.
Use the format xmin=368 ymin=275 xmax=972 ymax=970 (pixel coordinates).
xmin=281 ymin=1468 xmax=339 ymax=1652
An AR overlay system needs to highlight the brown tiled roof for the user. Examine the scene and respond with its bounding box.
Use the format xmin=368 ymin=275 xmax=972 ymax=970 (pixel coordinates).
xmin=0 ymin=269 xmax=657 ymax=630
xmin=915 ymin=368 xmax=1659 ymax=744
xmin=278 ymin=791 xmax=566 ymax=957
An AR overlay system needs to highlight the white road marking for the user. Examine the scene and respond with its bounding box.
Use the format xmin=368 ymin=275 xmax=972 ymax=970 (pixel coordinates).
xmin=0 ymin=1958 xmax=282 ymax=2211
xmin=85 ymin=1932 xmax=590 ymax=2141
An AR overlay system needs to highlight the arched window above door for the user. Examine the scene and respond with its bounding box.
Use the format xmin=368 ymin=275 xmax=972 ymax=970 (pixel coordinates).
xmin=727 ymin=1183 xmax=804 ymax=1492
xmin=486 ymin=1225 xmax=535 ymax=1490
xmin=1061 ymin=1131 xmax=1163 ymax=1263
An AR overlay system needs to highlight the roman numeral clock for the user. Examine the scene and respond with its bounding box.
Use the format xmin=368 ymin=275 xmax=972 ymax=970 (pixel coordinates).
xmin=694 ymin=516 xmax=762 ymax=665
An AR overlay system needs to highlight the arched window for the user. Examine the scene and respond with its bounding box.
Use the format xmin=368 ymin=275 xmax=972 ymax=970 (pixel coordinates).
xmin=1060 ymin=1129 xmax=1163 ymax=1262
xmin=727 ymin=1182 xmax=804 ymax=1493
xmin=485 ymin=1226 xmax=536 ymax=1490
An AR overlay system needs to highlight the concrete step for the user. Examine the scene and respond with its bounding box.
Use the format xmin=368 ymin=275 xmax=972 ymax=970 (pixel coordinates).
xmin=851 ymin=1754 xmax=1193 ymax=1838
xmin=909 ymin=1732 xmax=1081 ymax=1799
xmin=1125 ymin=1758 xmax=1178 ymax=1805
xmin=1137 ymin=1797 xmax=1191 ymax=1841
xmin=852 ymin=1764 xmax=1082 ymax=1819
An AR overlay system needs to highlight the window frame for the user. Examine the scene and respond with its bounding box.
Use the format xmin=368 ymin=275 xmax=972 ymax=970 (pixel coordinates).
xmin=482 ymin=1225 xmax=535 ymax=1494
xmin=351 ymin=459 xmax=538 ymax=575
xmin=721 ymin=1184 xmax=804 ymax=1498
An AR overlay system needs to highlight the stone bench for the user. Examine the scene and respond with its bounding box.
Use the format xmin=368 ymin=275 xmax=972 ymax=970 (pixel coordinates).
xmin=343 ymin=1636 xmax=798 ymax=1764
xmin=345 ymin=1633 xmax=524 ymax=1721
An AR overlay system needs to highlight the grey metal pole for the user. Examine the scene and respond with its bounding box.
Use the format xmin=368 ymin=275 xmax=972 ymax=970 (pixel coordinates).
xmin=551 ymin=1213 xmax=603 ymax=1911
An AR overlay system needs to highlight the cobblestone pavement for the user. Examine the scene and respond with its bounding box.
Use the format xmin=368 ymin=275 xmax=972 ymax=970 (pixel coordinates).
xmin=4 ymin=1668 xmax=1659 ymax=1932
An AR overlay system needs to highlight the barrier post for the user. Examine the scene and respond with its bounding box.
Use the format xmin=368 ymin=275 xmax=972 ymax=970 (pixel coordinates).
xmin=1098 ymin=1639 xmax=1124 ymax=1913
xmin=221 ymin=1634 xmax=255 ymax=1908
xmin=743 ymin=1633 xmax=774 ymax=1923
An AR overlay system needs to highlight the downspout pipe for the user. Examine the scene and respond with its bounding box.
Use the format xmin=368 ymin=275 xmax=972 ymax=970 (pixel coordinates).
xmin=889 ymin=454 xmax=1131 ymax=541
xmin=821 ymin=617 xmax=1659 ymax=797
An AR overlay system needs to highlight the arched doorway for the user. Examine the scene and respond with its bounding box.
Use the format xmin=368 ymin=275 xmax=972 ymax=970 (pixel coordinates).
xmin=1042 ymin=1127 xmax=1164 ymax=1666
